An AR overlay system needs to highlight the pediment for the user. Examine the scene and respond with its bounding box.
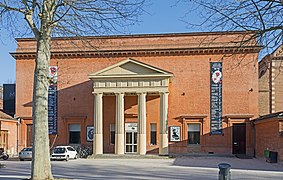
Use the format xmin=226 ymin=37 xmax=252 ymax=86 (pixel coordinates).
xmin=89 ymin=58 xmax=173 ymax=79
xmin=273 ymin=45 xmax=283 ymax=57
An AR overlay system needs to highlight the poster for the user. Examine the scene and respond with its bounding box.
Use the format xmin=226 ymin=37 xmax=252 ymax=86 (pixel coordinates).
xmin=170 ymin=126 xmax=181 ymax=142
xmin=86 ymin=126 xmax=94 ymax=141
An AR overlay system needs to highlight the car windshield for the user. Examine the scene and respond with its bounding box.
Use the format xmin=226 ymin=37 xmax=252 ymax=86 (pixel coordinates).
xmin=53 ymin=148 xmax=66 ymax=153
xmin=22 ymin=148 xmax=32 ymax=151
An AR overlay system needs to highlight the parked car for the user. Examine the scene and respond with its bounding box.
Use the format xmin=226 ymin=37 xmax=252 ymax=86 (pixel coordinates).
xmin=50 ymin=146 xmax=78 ymax=161
xmin=19 ymin=147 xmax=32 ymax=161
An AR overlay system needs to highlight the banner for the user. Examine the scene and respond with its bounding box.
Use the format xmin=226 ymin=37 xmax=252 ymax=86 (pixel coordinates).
xmin=48 ymin=66 xmax=58 ymax=135
xmin=210 ymin=62 xmax=223 ymax=135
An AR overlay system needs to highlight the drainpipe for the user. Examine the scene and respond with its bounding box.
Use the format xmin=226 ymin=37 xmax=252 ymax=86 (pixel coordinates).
xmin=16 ymin=118 xmax=21 ymax=154
xmin=252 ymin=120 xmax=256 ymax=158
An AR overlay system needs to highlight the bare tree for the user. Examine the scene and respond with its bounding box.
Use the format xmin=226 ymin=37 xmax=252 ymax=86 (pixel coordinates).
xmin=0 ymin=0 xmax=145 ymax=179
xmin=179 ymin=0 xmax=283 ymax=53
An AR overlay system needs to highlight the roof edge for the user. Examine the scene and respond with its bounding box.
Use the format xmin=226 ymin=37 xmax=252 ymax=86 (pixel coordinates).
xmin=252 ymin=111 xmax=283 ymax=122
xmin=15 ymin=30 xmax=256 ymax=42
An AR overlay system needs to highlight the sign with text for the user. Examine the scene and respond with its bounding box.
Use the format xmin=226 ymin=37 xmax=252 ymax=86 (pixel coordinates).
xmin=48 ymin=66 xmax=58 ymax=134
xmin=210 ymin=62 xmax=223 ymax=135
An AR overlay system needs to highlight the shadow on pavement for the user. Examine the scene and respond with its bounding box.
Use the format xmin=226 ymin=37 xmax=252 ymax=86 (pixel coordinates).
xmin=173 ymin=156 xmax=283 ymax=172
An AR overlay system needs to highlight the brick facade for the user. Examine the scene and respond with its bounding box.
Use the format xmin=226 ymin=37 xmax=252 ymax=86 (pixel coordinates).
xmin=259 ymin=45 xmax=283 ymax=115
xmin=13 ymin=31 xmax=260 ymax=156
xmin=256 ymin=45 xmax=283 ymax=162
xmin=253 ymin=112 xmax=283 ymax=161
xmin=0 ymin=96 xmax=19 ymax=156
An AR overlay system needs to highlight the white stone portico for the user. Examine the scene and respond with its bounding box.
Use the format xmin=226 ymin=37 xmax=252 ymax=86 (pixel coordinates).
xmin=89 ymin=58 xmax=173 ymax=155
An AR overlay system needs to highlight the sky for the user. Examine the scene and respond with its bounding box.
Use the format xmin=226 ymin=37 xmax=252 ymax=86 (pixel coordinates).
xmin=0 ymin=1 xmax=197 ymax=86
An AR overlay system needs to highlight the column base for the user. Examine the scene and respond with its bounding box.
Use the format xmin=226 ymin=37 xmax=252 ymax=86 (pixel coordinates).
xmin=159 ymin=133 xmax=168 ymax=155
xmin=138 ymin=133 xmax=147 ymax=155
xmin=115 ymin=133 xmax=125 ymax=155
xmin=93 ymin=133 xmax=103 ymax=155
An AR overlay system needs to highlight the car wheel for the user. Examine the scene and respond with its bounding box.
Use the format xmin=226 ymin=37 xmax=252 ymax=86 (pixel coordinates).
xmin=65 ymin=155 xmax=69 ymax=161
xmin=20 ymin=158 xmax=24 ymax=161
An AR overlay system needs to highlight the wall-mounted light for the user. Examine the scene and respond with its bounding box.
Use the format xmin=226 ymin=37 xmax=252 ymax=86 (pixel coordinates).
xmin=181 ymin=92 xmax=185 ymax=96
xmin=249 ymin=88 xmax=253 ymax=92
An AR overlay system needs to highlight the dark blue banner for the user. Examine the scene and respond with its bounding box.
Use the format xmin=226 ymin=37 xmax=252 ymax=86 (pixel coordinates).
xmin=48 ymin=66 xmax=58 ymax=135
xmin=210 ymin=62 xmax=223 ymax=135
xmin=48 ymin=85 xmax=58 ymax=134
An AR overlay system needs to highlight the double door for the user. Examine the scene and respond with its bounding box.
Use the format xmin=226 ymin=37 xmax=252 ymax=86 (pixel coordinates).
xmin=125 ymin=123 xmax=137 ymax=153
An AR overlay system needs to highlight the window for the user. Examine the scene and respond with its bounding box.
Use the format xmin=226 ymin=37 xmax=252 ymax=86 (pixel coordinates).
xmin=150 ymin=123 xmax=157 ymax=145
xmin=69 ymin=124 xmax=81 ymax=144
xmin=0 ymin=131 xmax=8 ymax=152
xmin=110 ymin=124 xmax=115 ymax=145
xmin=188 ymin=124 xmax=200 ymax=145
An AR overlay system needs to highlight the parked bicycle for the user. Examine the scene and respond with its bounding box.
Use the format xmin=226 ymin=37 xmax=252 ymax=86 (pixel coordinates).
xmin=73 ymin=145 xmax=92 ymax=159
xmin=0 ymin=148 xmax=9 ymax=160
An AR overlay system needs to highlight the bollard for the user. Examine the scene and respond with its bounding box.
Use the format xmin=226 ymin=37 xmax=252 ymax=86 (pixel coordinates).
xmin=218 ymin=163 xmax=231 ymax=180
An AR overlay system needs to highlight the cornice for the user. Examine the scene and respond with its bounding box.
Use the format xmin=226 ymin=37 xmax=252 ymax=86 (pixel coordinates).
xmin=11 ymin=46 xmax=261 ymax=59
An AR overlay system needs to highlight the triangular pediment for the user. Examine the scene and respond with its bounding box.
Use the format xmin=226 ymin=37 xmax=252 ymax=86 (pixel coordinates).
xmin=273 ymin=45 xmax=283 ymax=57
xmin=89 ymin=58 xmax=173 ymax=79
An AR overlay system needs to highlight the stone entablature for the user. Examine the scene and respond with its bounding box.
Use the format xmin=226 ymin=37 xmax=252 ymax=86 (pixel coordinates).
xmin=89 ymin=58 xmax=172 ymax=94
xmin=91 ymin=79 xmax=169 ymax=94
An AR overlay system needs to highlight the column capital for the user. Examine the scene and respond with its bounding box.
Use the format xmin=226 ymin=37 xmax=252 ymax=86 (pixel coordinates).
xmin=114 ymin=92 xmax=125 ymax=96
xmin=137 ymin=91 xmax=147 ymax=95
xmin=93 ymin=92 xmax=103 ymax=96
xmin=159 ymin=91 xmax=169 ymax=95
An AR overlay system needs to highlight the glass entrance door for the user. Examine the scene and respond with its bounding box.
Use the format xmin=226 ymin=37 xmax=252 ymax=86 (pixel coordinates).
xmin=125 ymin=123 xmax=137 ymax=153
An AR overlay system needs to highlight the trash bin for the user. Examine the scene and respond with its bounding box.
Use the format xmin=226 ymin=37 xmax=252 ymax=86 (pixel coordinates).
xmin=218 ymin=163 xmax=231 ymax=180
xmin=269 ymin=151 xmax=278 ymax=163
xmin=264 ymin=149 xmax=269 ymax=158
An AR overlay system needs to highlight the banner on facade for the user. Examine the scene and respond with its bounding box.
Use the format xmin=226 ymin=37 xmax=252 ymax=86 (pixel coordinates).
xmin=48 ymin=66 xmax=58 ymax=135
xmin=210 ymin=62 xmax=223 ymax=135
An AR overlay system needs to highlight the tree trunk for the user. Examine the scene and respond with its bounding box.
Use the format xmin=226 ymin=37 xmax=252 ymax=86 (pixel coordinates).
xmin=31 ymin=36 xmax=53 ymax=180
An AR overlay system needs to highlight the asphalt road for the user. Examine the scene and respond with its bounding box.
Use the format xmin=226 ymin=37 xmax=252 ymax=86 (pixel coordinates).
xmin=0 ymin=156 xmax=283 ymax=180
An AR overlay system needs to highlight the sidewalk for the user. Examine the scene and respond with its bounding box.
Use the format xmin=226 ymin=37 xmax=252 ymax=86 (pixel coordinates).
xmin=173 ymin=156 xmax=283 ymax=172
xmin=1 ymin=156 xmax=283 ymax=180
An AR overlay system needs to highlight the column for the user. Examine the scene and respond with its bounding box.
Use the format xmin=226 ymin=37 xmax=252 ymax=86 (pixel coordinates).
xmin=93 ymin=93 xmax=103 ymax=155
xmin=115 ymin=93 xmax=125 ymax=154
xmin=138 ymin=92 xmax=147 ymax=155
xmin=159 ymin=91 xmax=169 ymax=155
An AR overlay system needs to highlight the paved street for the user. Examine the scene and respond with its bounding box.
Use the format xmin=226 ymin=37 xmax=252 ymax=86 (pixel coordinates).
xmin=0 ymin=156 xmax=283 ymax=180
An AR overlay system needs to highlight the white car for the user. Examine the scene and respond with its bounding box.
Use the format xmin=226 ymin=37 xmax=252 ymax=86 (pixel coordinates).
xmin=50 ymin=146 xmax=78 ymax=161
xmin=19 ymin=147 xmax=32 ymax=161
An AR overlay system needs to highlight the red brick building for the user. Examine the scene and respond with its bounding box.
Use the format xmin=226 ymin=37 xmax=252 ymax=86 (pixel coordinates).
xmin=252 ymin=112 xmax=283 ymax=161
xmin=255 ymin=45 xmax=283 ymax=162
xmin=259 ymin=45 xmax=283 ymax=115
xmin=0 ymin=88 xmax=19 ymax=156
xmin=12 ymin=31 xmax=260 ymax=156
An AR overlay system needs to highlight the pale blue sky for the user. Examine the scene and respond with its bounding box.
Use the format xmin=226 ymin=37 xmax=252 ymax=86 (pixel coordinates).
xmin=0 ymin=1 xmax=197 ymax=85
